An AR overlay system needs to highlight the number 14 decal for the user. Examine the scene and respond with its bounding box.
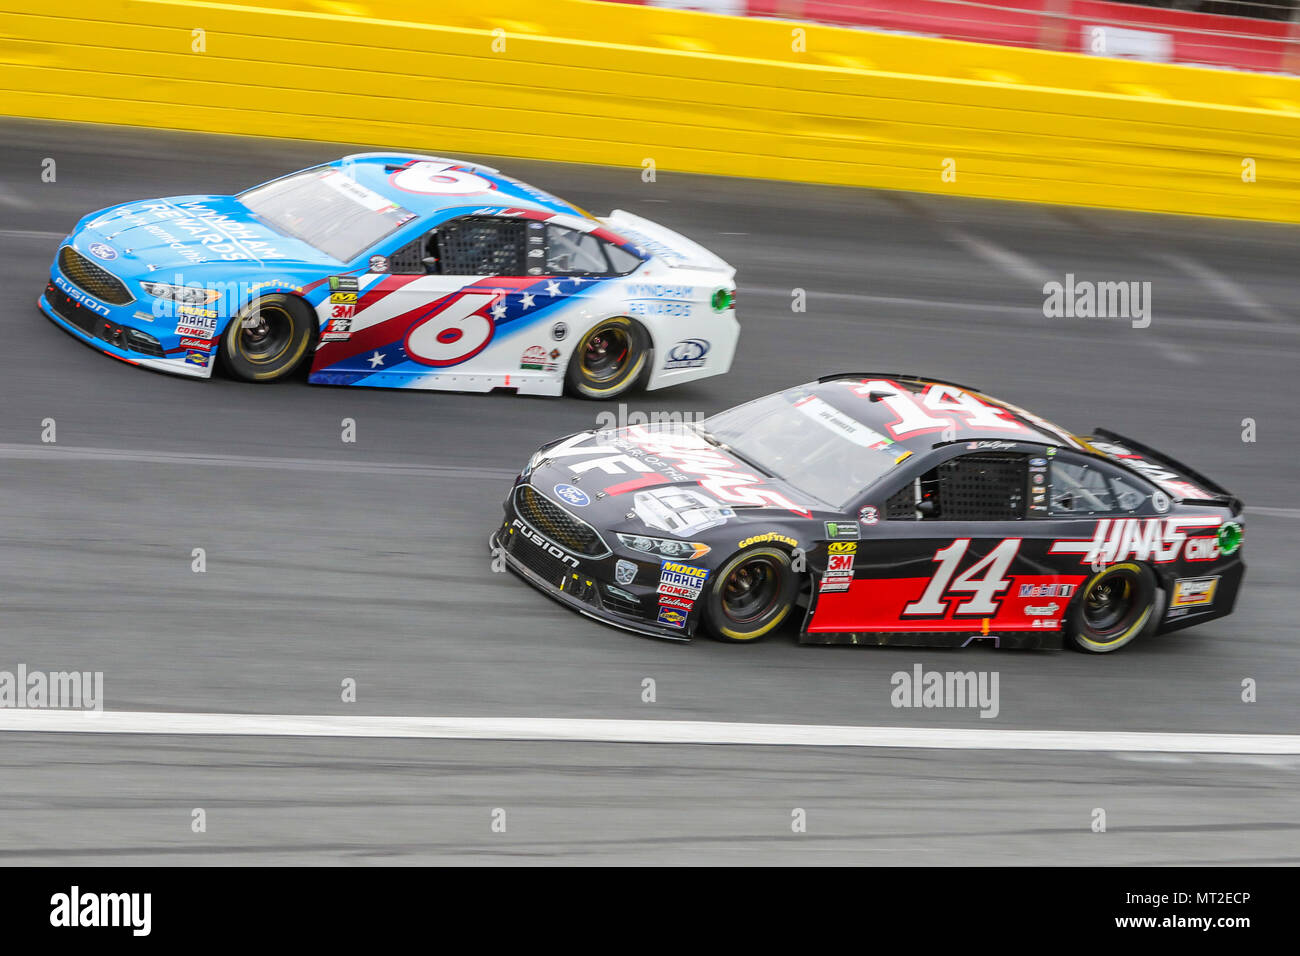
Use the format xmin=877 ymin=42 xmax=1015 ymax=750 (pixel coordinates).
xmin=904 ymin=538 xmax=1021 ymax=617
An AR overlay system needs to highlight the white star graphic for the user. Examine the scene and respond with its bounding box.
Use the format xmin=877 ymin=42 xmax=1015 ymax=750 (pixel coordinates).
xmin=491 ymin=302 xmax=507 ymax=319
xmin=520 ymin=292 xmax=535 ymax=309
xmin=368 ymin=351 xmax=386 ymax=368
xmin=545 ymin=280 xmax=561 ymax=297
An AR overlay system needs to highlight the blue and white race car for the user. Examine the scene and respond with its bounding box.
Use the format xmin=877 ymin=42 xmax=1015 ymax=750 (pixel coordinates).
xmin=40 ymin=154 xmax=738 ymax=398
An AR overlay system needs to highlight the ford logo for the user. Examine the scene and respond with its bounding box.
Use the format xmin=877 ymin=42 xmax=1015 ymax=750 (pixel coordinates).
xmin=88 ymin=242 xmax=117 ymax=261
xmin=553 ymin=483 xmax=590 ymax=507
xmin=667 ymin=338 xmax=709 ymax=363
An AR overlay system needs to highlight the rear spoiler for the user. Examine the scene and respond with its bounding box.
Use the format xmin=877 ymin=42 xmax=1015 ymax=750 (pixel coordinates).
xmin=817 ymin=372 xmax=981 ymax=391
xmin=600 ymin=210 xmax=734 ymax=276
xmin=1090 ymin=428 xmax=1242 ymax=514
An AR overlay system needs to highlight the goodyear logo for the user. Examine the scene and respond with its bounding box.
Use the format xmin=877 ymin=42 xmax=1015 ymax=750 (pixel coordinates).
xmin=660 ymin=561 xmax=708 ymax=582
xmin=739 ymin=533 xmax=797 ymax=548
xmin=828 ymin=541 xmax=857 ymax=554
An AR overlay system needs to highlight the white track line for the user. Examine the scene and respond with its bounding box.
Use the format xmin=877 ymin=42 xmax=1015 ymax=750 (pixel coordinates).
xmin=1 ymin=711 xmax=1297 ymax=754
xmin=0 ymin=228 xmax=63 ymax=239
xmin=0 ymin=443 xmax=515 ymax=480
xmin=1152 ymin=251 xmax=1286 ymax=324
xmin=945 ymin=228 xmax=1055 ymax=285
xmin=4 ymin=444 xmax=1292 ymax=519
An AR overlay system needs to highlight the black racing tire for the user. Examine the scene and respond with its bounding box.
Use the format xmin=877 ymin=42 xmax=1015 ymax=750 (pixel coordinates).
xmin=564 ymin=316 xmax=649 ymax=400
xmin=1066 ymin=562 xmax=1157 ymax=653
xmin=220 ymin=294 xmax=315 ymax=382
xmin=703 ymin=547 xmax=799 ymax=643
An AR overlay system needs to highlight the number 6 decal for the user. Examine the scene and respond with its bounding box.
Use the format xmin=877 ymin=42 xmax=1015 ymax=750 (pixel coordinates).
xmin=404 ymin=291 xmax=499 ymax=367
xmin=390 ymin=161 xmax=495 ymax=196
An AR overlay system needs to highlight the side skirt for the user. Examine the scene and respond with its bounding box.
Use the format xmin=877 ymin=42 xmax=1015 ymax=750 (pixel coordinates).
xmin=797 ymin=629 xmax=1062 ymax=650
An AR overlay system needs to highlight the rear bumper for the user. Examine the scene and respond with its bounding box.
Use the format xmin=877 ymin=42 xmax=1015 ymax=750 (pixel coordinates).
xmin=1154 ymin=557 xmax=1246 ymax=635
xmin=643 ymin=310 xmax=738 ymax=392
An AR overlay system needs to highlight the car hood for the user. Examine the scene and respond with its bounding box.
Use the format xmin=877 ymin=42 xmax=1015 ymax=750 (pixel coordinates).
xmin=77 ymin=195 xmax=341 ymax=275
xmin=522 ymin=425 xmax=822 ymax=536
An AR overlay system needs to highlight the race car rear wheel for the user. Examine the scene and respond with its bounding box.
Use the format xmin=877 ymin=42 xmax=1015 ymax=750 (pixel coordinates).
xmin=1067 ymin=562 xmax=1157 ymax=653
xmin=565 ymin=317 xmax=648 ymax=400
xmin=703 ymin=547 xmax=799 ymax=642
xmin=220 ymin=294 xmax=315 ymax=382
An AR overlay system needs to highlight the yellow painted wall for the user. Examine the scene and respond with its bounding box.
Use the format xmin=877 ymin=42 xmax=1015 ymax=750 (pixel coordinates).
xmin=1 ymin=0 xmax=1297 ymax=220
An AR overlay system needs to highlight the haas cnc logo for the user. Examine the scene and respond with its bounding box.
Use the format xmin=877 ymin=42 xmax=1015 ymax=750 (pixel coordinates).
xmin=1050 ymin=517 xmax=1222 ymax=566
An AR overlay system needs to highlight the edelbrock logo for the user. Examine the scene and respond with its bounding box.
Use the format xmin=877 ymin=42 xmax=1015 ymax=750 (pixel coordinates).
xmin=553 ymin=483 xmax=590 ymax=507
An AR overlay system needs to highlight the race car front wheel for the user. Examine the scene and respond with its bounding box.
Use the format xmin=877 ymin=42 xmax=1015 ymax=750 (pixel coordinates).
xmin=1067 ymin=562 xmax=1157 ymax=653
xmin=221 ymin=294 xmax=315 ymax=382
xmin=703 ymin=547 xmax=799 ymax=643
xmin=565 ymin=317 xmax=648 ymax=400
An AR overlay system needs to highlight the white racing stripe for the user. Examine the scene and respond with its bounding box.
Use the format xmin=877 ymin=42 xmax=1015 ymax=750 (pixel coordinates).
xmin=0 ymin=711 xmax=1297 ymax=754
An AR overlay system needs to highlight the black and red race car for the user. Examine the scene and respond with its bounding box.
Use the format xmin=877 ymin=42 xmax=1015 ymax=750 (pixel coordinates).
xmin=491 ymin=373 xmax=1245 ymax=652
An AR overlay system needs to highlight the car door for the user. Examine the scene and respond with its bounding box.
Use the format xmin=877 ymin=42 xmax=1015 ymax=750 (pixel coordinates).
xmin=806 ymin=448 xmax=1088 ymax=645
xmin=309 ymin=215 xmax=534 ymax=379
xmin=309 ymin=215 xmax=629 ymax=386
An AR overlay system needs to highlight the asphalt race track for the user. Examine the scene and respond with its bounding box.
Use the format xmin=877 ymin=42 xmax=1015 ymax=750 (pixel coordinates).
xmin=0 ymin=118 xmax=1297 ymax=864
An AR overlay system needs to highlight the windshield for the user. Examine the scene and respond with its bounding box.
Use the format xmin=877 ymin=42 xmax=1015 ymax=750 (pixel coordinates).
xmin=238 ymin=168 xmax=414 ymax=262
xmin=705 ymin=387 xmax=906 ymax=508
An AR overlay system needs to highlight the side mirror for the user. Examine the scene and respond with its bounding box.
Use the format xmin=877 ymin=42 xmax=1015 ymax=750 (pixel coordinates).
xmin=915 ymin=499 xmax=937 ymax=518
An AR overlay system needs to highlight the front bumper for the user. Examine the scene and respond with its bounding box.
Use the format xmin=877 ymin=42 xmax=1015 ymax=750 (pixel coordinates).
xmin=41 ymin=248 xmax=216 ymax=379
xmin=492 ymin=516 xmax=695 ymax=642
